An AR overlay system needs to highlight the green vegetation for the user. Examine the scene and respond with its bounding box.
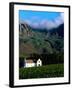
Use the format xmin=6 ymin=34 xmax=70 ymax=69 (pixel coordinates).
xmin=19 ymin=64 xmax=64 ymax=79
xmin=19 ymin=23 xmax=64 ymax=79
xmin=19 ymin=23 xmax=64 ymax=57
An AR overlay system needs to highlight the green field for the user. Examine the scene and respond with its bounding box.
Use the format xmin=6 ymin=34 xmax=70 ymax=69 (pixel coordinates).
xmin=19 ymin=64 xmax=64 ymax=79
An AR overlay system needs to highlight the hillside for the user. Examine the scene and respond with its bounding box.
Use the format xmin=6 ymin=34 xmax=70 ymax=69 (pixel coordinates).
xmin=19 ymin=22 xmax=64 ymax=58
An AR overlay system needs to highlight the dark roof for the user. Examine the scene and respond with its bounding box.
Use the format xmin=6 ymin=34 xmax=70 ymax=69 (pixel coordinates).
xmin=25 ymin=59 xmax=34 ymax=63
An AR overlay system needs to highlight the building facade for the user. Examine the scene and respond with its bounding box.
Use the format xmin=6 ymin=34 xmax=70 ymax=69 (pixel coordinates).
xmin=24 ymin=58 xmax=42 ymax=68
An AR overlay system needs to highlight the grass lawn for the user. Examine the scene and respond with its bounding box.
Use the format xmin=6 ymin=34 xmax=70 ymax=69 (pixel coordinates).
xmin=19 ymin=64 xmax=64 ymax=79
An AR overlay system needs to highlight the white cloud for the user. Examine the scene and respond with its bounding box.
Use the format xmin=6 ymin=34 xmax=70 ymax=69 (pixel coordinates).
xmin=40 ymin=19 xmax=56 ymax=29
xmin=55 ymin=13 xmax=64 ymax=26
xmin=39 ymin=13 xmax=64 ymax=29
xmin=20 ymin=12 xmax=64 ymax=30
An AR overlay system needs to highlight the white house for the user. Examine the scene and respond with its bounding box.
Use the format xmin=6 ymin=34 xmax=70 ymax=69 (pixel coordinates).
xmin=37 ymin=58 xmax=42 ymax=67
xmin=24 ymin=58 xmax=42 ymax=68
xmin=24 ymin=59 xmax=35 ymax=68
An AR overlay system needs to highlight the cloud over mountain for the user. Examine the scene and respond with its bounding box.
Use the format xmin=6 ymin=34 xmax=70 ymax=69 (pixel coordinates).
xmin=20 ymin=13 xmax=64 ymax=30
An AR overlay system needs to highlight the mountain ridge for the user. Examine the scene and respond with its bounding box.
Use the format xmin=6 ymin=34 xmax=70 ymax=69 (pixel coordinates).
xmin=19 ymin=22 xmax=64 ymax=57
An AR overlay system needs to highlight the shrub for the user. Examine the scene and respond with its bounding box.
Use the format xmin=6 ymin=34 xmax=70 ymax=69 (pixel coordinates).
xmin=19 ymin=64 xmax=64 ymax=79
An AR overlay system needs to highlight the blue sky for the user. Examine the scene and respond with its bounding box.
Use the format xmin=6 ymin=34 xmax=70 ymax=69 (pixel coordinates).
xmin=19 ymin=10 xmax=60 ymax=22
xmin=19 ymin=10 xmax=64 ymax=29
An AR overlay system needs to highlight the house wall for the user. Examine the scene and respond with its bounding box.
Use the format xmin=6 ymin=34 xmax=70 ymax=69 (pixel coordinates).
xmin=25 ymin=63 xmax=35 ymax=68
xmin=37 ymin=59 xmax=42 ymax=66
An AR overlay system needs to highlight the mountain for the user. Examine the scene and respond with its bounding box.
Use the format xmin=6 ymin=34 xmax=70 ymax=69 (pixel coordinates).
xmin=49 ymin=24 xmax=64 ymax=37
xmin=19 ymin=22 xmax=64 ymax=57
